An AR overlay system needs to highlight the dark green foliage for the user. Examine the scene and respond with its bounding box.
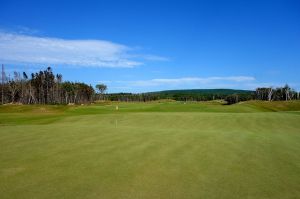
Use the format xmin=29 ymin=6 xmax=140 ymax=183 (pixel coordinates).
xmin=225 ymin=94 xmax=239 ymax=105
xmin=105 ymin=93 xmax=160 ymax=102
xmin=105 ymin=87 xmax=298 ymax=104
xmin=95 ymin=84 xmax=107 ymax=100
xmin=151 ymin=89 xmax=254 ymax=101
xmin=105 ymin=89 xmax=254 ymax=102
xmin=95 ymin=84 xmax=107 ymax=94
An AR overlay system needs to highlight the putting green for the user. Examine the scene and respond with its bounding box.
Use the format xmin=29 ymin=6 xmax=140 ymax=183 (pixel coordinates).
xmin=1 ymin=101 xmax=300 ymax=199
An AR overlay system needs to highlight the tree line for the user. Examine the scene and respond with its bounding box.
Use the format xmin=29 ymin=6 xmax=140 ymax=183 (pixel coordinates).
xmin=106 ymin=86 xmax=300 ymax=104
xmin=1 ymin=65 xmax=299 ymax=105
xmin=225 ymin=85 xmax=299 ymax=104
xmin=1 ymin=66 xmax=96 ymax=104
xmin=105 ymin=89 xmax=254 ymax=102
xmin=255 ymin=85 xmax=299 ymax=101
xmin=104 ymin=92 xmax=252 ymax=102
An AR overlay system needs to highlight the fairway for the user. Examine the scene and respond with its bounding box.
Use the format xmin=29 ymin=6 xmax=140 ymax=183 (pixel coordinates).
xmin=1 ymin=101 xmax=300 ymax=199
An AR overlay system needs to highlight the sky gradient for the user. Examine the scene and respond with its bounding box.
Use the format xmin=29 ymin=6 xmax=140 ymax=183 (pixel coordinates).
xmin=0 ymin=0 xmax=300 ymax=92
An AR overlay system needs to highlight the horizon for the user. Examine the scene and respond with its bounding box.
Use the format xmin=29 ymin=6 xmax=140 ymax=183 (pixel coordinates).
xmin=108 ymin=88 xmax=255 ymax=94
xmin=1 ymin=0 xmax=300 ymax=92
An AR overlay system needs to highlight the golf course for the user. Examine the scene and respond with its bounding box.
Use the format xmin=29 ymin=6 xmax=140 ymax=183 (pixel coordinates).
xmin=1 ymin=100 xmax=300 ymax=199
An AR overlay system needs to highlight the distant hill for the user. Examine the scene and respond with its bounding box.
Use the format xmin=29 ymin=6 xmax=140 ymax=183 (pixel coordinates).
xmin=105 ymin=89 xmax=255 ymax=101
xmin=146 ymin=89 xmax=254 ymax=101
xmin=148 ymin=89 xmax=253 ymax=95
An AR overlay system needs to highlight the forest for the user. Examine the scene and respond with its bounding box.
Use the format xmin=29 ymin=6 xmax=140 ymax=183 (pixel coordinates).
xmin=0 ymin=66 xmax=94 ymax=104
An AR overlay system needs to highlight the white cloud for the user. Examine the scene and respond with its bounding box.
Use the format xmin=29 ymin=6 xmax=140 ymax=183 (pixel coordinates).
xmin=118 ymin=76 xmax=255 ymax=87
xmin=0 ymin=32 xmax=166 ymax=68
xmin=104 ymin=76 xmax=256 ymax=92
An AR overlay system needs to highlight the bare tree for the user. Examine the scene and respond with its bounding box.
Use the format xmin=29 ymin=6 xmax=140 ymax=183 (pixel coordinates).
xmin=267 ymin=87 xmax=273 ymax=101
xmin=283 ymin=84 xmax=291 ymax=101
xmin=1 ymin=64 xmax=7 ymax=104
xmin=8 ymin=80 xmax=18 ymax=103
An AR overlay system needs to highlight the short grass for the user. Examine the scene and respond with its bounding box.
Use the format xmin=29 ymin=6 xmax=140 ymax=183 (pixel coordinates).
xmin=1 ymin=101 xmax=300 ymax=199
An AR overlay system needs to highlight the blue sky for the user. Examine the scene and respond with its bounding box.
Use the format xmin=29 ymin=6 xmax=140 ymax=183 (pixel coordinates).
xmin=0 ymin=0 xmax=300 ymax=92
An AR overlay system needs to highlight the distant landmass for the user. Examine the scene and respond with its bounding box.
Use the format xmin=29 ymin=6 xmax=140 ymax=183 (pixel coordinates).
xmin=148 ymin=89 xmax=253 ymax=95
xmin=105 ymin=89 xmax=254 ymax=101
xmin=146 ymin=89 xmax=254 ymax=101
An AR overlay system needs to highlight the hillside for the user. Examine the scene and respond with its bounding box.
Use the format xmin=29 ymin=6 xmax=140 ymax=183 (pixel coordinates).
xmin=149 ymin=89 xmax=253 ymax=95
xmin=147 ymin=89 xmax=254 ymax=101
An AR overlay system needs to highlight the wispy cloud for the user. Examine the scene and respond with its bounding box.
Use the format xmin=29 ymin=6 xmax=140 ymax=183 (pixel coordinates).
xmin=108 ymin=77 xmax=300 ymax=93
xmin=104 ymin=76 xmax=257 ymax=92
xmin=118 ymin=76 xmax=255 ymax=87
xmin=139 ymin=54 xmax=170 ymax=61
xmin=0 ymin=31 xmax=167 ymax=68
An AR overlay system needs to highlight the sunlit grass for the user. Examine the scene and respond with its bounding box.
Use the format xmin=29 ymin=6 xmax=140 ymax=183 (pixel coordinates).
xmin=1 ymin=101 xmax=300 ymax=198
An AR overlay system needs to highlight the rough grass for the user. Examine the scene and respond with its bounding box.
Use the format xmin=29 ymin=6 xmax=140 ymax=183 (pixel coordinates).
xmin=0 ymin=101 xmax=300 ymax=199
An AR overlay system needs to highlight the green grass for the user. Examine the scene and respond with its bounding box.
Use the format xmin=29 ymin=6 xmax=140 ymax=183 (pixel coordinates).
xmin=1 ymin=101 xmax=300 ymax=199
